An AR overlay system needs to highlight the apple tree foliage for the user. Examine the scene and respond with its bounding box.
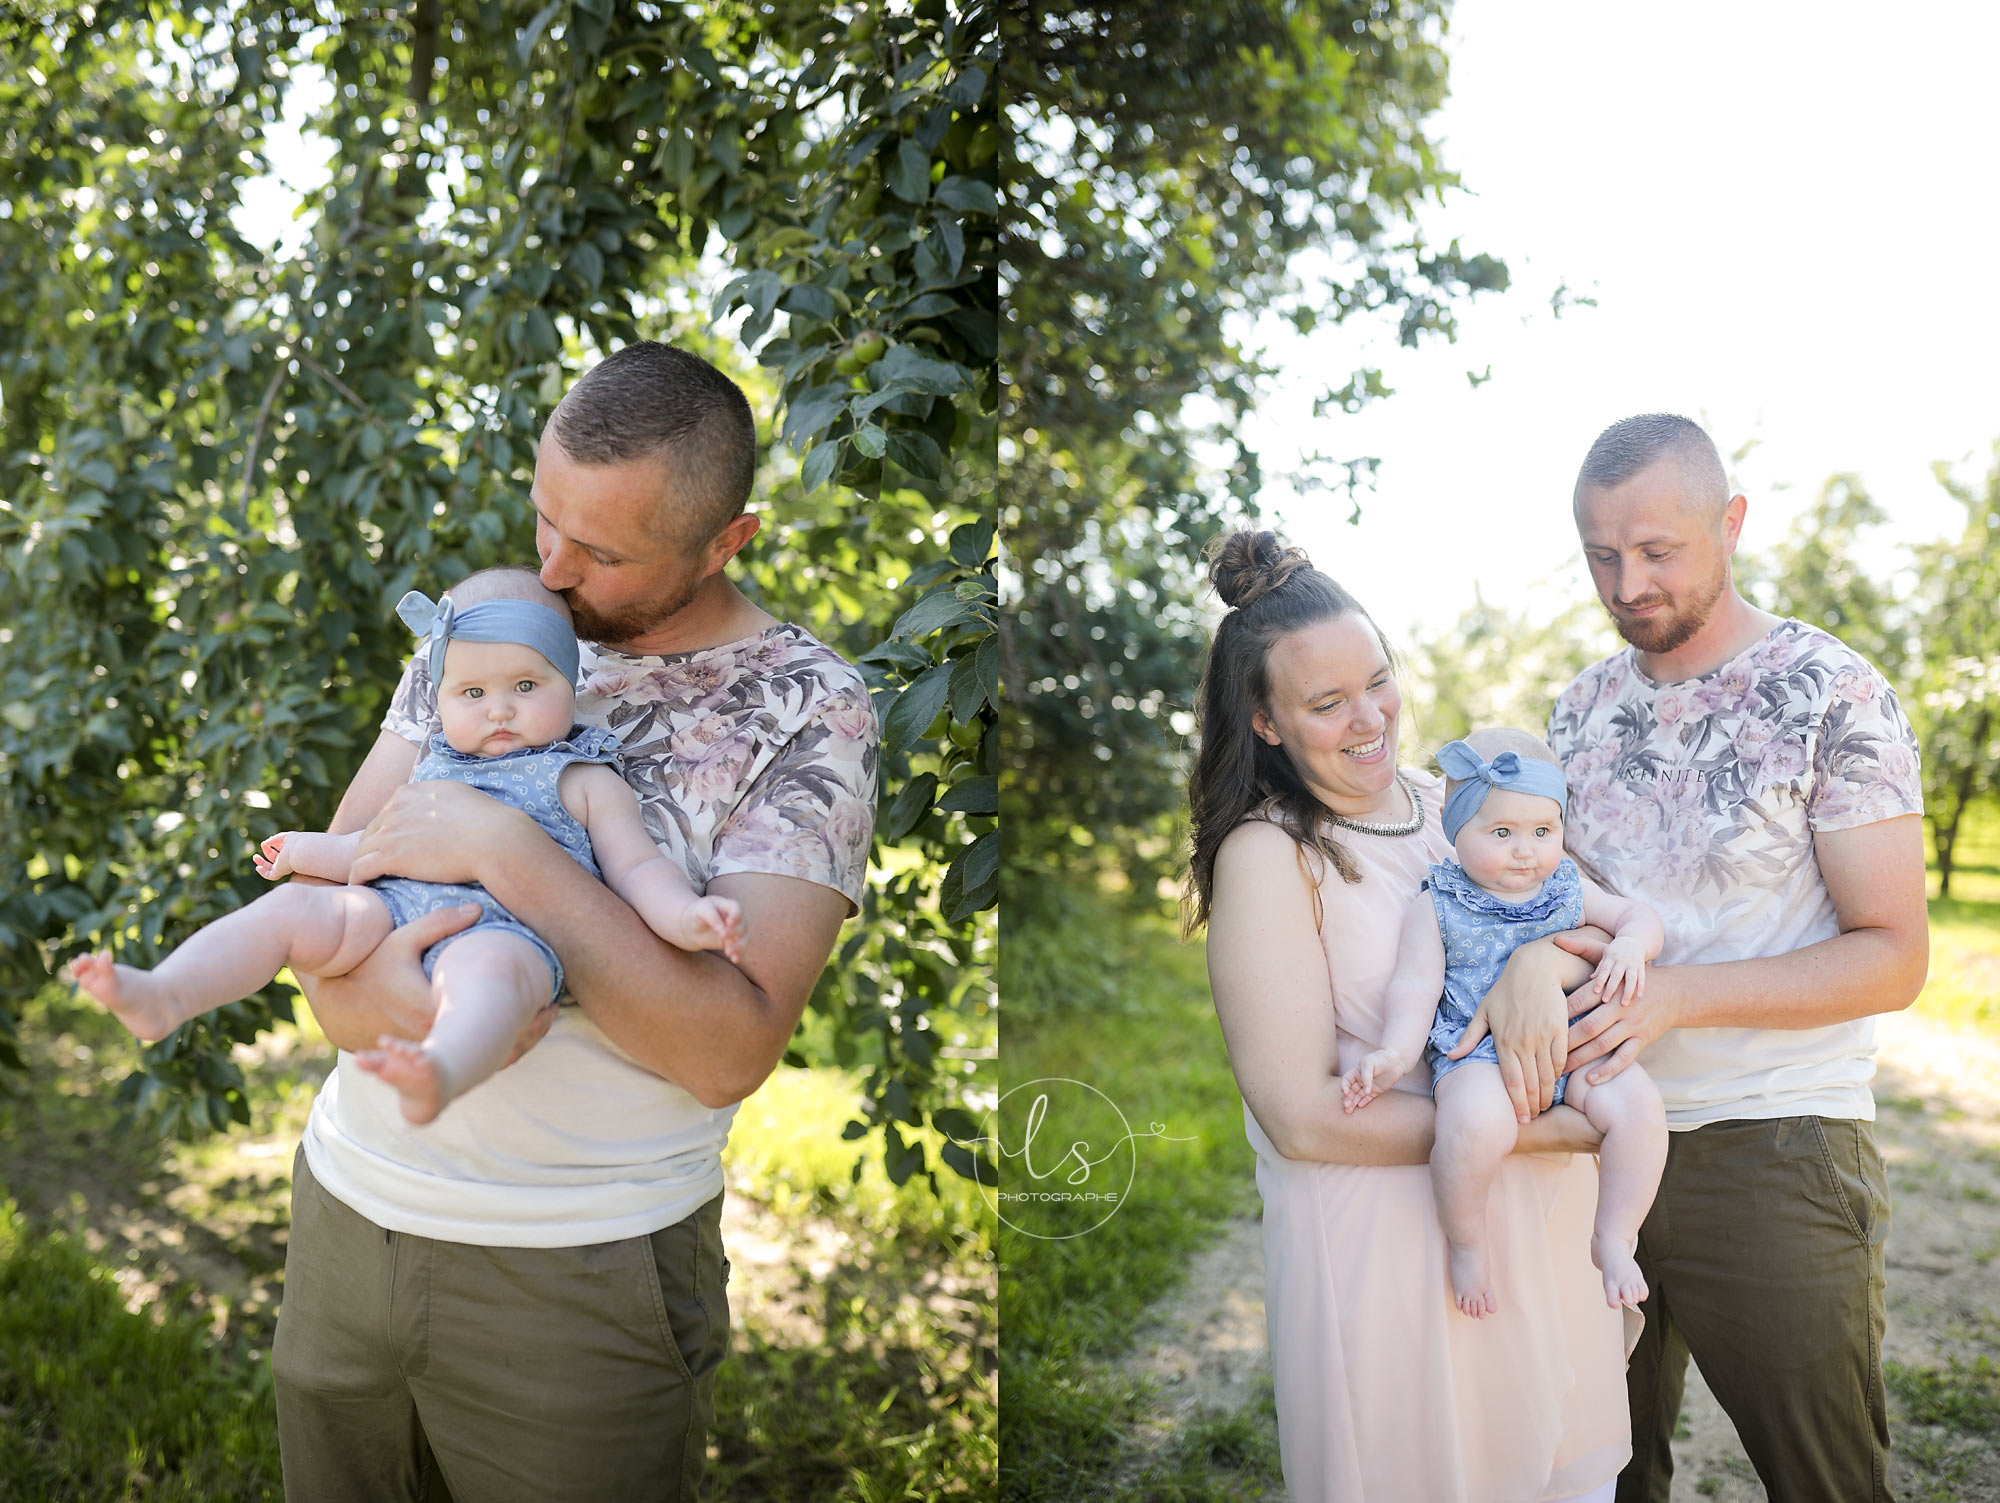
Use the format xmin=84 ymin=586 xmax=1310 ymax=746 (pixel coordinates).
xmin=0 ymin=0 xmax=996 ymax=1189
xmin=1001 ymin=0 xmax=1506 ymax=890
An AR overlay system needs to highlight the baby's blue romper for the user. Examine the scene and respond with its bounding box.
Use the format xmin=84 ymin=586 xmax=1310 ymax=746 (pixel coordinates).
xmin=1423 ymin=856 xmax=1584 ymax=1107
xmin=371 ymin=724 xmax=621 ymax=1006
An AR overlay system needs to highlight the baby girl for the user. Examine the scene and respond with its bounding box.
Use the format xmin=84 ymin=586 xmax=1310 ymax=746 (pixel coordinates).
xmin=1341 ymin=728 xmax=1669 ymax=1318
xmin=72 ymin=567 xmax=742 ymax=1124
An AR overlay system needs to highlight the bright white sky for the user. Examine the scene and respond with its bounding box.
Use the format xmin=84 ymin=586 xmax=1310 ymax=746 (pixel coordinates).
xmin=1246 ymin=1 xmax=2000 ymax=646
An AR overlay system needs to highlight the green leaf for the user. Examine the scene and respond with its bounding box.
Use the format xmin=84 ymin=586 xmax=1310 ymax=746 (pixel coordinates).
xmin=222 ymin=334 xmax=252 ymax=371
xmin=937 ymin=774 xmax=997 ymax=815
xmin=949 ymin=517 xmax=996 ymax=567
xmin=888 ymin=139 xmax=932 ymax=204
xmin=358 ymin=426 xmax=384 ymax=462
xmin=518 ymin=2 xmax=559 ymax=62
xmin=944 ymin=66 xmax=989 ymax=107
xmin=781 ymin=383 xmax=849 ymax=447
xmin=896 ymin=292 xmax=960 ymax=323
xmin=853 ymin=423 xmax=888 ymax=459
xmin=840 ymin=1118 xmax=869 ymax=1141
xmin=932 ymin=1107 xmax=981 ymax=1142
xmin=975 ymin=634 xmax=1000 ymax=710
xmin=884 ymin=770 xmax=939 ymax=839
xmin=800 ymin=437 xmax=841 ymax=493
xmin=779 ymin=284 xmax=840 ymax=324
xmin=877 ymin=344 xmax=965 ymax=395
xmin=893 ymin=587 xmax=975 ymax=640
xmin=885 ymin=428 xmax=944 ymax=480
xmin=882 ymin=662 xmax=952 ymax=755
xmin=570 ymin=242 xmax=604 ymax=289
xmin=934 ymin=176 xmax=998 ymax=217
xmin=947 ymin=651 xmax=989 ymax=723
xmin=940 ymin=1141 xmax=995 ymax=1185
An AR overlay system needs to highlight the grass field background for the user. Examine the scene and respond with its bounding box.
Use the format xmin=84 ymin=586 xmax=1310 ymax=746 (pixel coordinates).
xmin=0 ymin=981 xmax=995 ymax=1501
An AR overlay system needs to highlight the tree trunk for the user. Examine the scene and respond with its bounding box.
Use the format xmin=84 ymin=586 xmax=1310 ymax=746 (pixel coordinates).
xmin=1936 ymin=705 xmax=1994 ymax=900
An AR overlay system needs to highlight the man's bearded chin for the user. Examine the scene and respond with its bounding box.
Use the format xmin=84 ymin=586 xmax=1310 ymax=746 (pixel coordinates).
xmin=561 ymin=576 xmax=700 ymax=648
xmin=1611 ymin=564 xmax=1730 ymax=655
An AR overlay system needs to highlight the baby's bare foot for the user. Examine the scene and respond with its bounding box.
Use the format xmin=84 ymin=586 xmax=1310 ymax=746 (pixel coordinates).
xmin=1448 ymin=1241 xmax=1497 ymax=1318
xmin=1592 ymin=1231 xmax=1648 ymax=1309
xmin=354 ymin=1036 xmax=448 ymax=1125
xmin=69 ymin=952 xmax=186 ymax=1043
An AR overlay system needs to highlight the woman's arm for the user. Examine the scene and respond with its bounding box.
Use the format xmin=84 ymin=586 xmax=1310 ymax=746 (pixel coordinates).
xmin=1207 ymin=822 xmax=1439 ymax=1166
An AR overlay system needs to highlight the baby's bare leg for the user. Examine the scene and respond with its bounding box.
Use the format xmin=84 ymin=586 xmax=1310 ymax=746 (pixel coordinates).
xmin=355 ymin=929 xmax=550 ymax=1125
xmin=72 ymin=885 xmax=392 ymax=1043
xmin=1564 ymin=1065 xmax=1667 ymax=1310
xmin=1431 ymin=1062 xmax=1521 ymax=1318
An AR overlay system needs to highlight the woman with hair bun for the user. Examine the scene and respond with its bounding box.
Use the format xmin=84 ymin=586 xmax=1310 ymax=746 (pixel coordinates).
xmin=1186 ymin=529 xmax=1629 ymax=1502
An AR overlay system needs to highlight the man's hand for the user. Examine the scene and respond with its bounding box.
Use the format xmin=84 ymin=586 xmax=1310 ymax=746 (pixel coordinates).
xmin=1555 ymin=928 xmax=1682 ymax=1085
xmin=349 ymin=780 xmax=530 ymax=887
xmin=296 ymin=902 xmax=475 ymax=1051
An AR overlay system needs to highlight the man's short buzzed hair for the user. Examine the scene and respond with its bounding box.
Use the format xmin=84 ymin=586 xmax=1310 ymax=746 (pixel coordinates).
xmin=547 ymin=341 xmax=758 ymax=543
xmin=1573 ymin=413 xmax=1730 ymax=517
xmin=1441 ymin=726 xmax=1563 ymax=802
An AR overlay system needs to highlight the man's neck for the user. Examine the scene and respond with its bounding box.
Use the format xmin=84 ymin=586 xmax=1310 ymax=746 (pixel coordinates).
xmin=1634 ymin=588 xmax=1782 ymax=683
xmin=602 ymin=576 xmax=778 ymax=658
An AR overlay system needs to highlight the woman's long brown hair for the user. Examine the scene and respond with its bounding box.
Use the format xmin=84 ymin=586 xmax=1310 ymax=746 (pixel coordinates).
xmin=1182 ymin=529 xmax=1394 ymax=935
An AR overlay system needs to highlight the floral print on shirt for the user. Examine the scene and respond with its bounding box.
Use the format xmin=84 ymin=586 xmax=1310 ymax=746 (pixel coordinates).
xmin=1546 ymin=619 xmax=1922 ymax=915
xmin=384 ymin=622 xmax=877 ymax=911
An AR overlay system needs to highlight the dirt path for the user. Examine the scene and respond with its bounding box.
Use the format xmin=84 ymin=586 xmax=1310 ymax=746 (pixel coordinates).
xmin=1113 ymin=1008 xmax=2000 ymax=1500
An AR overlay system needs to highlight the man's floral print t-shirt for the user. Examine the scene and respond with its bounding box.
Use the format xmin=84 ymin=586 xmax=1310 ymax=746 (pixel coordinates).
xmin=1547 ymin=619 xmax=1922 ymax=1129
xmin=301 ymin=622 xmax=878 ymax=1248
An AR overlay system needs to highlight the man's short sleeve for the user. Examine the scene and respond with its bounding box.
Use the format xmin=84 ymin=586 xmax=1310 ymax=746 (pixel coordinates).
xmin=382 ymin=650 xmax=439 ymax=747
xmin=708 ymin=678 xmax=877 ymax=912
xmin=1807 ymin=662 xmax=1924 ymax=833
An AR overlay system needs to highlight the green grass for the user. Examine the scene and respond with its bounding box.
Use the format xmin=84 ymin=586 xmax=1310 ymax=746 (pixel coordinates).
xmin=1916 ymin=800 xmax=2000 ymax=1031
xmin=0 ymin=983 xmax=994 ymax=1502
xmin=999 ymin=882 xmax=1275 ymax=1502
xmin=0 ymin=1198 xmax=282 ymax=1502
xmin=1887 ymin=1356 xmax=2000 ymax=1433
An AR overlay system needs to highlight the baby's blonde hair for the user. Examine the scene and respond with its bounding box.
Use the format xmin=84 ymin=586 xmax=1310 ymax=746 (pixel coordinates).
xmin=444 ymin=565 xmax=573 ymax=622
xmin=1439 ymin=726 xmax=1563 ymax=803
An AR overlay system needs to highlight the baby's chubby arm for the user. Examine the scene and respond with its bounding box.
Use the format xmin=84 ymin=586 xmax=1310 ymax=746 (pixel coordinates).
xmin=1578 ymin=879 xmax=1665 ymax=1006
xmin=1340 ymin=896 xmax=1446 ymax=1112
xmin=254 ymin=829 xmax=361 ymax=883
xmin=560 ymin=763 xmax=746 ymax=963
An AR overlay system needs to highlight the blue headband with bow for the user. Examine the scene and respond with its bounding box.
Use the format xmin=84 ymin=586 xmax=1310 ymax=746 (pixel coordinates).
xmin=1436 ymin=739 xmax=1570 ymax=845
xmin=396 ymin=589 xmax=581 ymax=689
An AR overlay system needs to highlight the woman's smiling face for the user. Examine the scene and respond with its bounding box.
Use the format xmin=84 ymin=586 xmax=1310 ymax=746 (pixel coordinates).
xmin=1251 ymin=612 xmax=1403 ymax=817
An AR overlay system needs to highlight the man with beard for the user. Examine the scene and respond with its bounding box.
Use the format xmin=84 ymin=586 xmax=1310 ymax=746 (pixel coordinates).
xmin=269 ymin=341 xmax=878 ymax=1502
xmin=1519 ymin=413 xmax=1926 ymax=1502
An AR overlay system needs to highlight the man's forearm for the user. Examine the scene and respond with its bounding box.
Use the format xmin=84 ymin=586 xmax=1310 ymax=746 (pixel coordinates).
xmin=1660 ymin=924 xmax=1926 ymax=1031
xmin=476 ymin=831 xmax=784 ymax=1107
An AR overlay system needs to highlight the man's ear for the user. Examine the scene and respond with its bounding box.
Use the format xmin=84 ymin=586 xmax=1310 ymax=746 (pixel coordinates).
xmin=703 ymin=512 xmax=761 ymax=575
xmin=1721 ymin=493 xmax=1748 ymax=553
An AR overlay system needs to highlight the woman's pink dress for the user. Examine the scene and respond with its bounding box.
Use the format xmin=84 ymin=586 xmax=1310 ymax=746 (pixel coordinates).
xmin=1251 ymin=772 xmax=1630 ymax=1501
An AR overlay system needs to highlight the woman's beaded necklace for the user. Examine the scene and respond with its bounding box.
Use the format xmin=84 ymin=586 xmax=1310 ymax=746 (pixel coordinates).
xmin=1324 ymin=772 xmax=1425 ymax=837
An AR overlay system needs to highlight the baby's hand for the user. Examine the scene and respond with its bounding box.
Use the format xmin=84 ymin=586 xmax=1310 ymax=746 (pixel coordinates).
xmin=1591 ymin=936 xmax=1648 ymax=1007
xmin=678 ymin=895 xmax=746 ymax=964
xmin=254 ymin=832 xmax=298 ymax=881
xmin=1340 ymin=1048 xmax=1407 ymax=1113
